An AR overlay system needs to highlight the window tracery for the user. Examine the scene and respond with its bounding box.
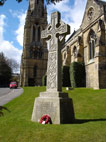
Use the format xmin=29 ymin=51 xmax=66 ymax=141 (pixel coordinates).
xmin=88 ymin=30 xmax=96 ymax=60
xmin=87 ymin=7 xmax=94 ymax=20
xmin=30 ymin=46 xmax=42 ymax=59
xmin=73 ymin=46 xmax=77 ymax=58
xmin=32 ymin=26 xmax=36 ymax=41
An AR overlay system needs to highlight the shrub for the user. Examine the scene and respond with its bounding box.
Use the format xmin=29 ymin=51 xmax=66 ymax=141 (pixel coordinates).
xmin=70 ymin=62 xmax=86 ymax=88
xmin=62 ymin=66 xmax=71 ymax=87
xmin=42 ymin=74 xmax=47 ymax=86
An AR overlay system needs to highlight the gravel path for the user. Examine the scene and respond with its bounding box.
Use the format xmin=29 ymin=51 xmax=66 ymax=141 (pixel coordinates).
xmin=0 ymin=88 xmax=24 ymax=106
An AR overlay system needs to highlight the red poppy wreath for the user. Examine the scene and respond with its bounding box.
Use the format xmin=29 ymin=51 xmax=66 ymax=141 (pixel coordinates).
xmin=40 ymin=114 xmax=52 ymax=124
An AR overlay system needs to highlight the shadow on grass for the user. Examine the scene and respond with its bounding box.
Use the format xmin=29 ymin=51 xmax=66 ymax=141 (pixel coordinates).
xmin=0 ymin=106 xmax=10 ymax=117
xmin=73 ymin=118 xmax=106 ymax=124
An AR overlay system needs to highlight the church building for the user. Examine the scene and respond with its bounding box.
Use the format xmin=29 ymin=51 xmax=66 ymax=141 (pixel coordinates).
xmin=62 ymin=0 xmax=106 ymax=89
xmin=20 ymin=0 xmax=48 ymax=86
xmin=20 ymin=0 xmax=106 ymax=89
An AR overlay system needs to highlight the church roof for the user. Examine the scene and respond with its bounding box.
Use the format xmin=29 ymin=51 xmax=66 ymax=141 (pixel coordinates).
xmin=80 ymin=0 xmax=106 ymax=31
xmin=97 ymin=0 xmax=106 ymax=5
xmin=65 ymin=28 xmax=81 ymax=44
xmin=64 ymin=0 xmax=106 ymax=48
xmin=66 ymin=30 xmax=77 ymax=43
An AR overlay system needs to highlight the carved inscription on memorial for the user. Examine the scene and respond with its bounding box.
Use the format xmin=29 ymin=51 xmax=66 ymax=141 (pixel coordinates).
xmin=37 ymin=102 xmax=56 ymax=114
xmin=47 ymin=52 xmax=57 ymax=90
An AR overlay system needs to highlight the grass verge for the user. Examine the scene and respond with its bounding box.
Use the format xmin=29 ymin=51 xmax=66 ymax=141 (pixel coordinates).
xmin=0 ymin=87 xmax=106 ymax=142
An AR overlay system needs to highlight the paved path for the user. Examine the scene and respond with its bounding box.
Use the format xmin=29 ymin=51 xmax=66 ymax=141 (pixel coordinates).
xmin=0 ymin=88 xmax=24 ymax=106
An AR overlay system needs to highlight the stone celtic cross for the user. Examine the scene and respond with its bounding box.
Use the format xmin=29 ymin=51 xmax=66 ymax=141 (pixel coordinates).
xmin=41 ymin=11 xmax=70 ymax=92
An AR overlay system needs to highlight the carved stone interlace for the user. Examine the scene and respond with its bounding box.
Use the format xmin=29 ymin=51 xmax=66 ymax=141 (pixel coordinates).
xmin=47 ymin=52 xmax=57 ymax=90
xmin=41 ymin=12 xmax=70 ymax=91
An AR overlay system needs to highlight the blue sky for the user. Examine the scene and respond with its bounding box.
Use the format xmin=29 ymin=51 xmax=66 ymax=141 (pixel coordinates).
xmin=0 ymin=0 xmax=105 ymax=69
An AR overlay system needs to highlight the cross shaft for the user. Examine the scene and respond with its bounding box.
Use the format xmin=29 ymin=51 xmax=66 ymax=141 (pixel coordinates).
xmin=41 ymin=11 xmax=70 ymax=92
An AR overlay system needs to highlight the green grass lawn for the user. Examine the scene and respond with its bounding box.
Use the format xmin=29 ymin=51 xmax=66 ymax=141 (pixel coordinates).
xmin=0 ymin=87 xmax=106 ymax=142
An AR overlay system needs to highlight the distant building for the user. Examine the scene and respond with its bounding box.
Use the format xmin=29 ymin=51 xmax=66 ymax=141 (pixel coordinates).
xmin=11 ymin=73 xmax=20 ymax=85
xmin=62 ymin=0 xmax=106 ymax=89
xmin=20 ymin=0 xmax=48 ymax=86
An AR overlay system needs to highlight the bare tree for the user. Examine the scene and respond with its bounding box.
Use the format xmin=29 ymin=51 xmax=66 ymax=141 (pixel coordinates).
xmin=0 ymin=0 xmax=63 ymax=6
xmin=7 ymin=58 xmax=19 ymax=73
xmin=0 ymin=52 xmax=20 ymax=87
xmin=0 ymin=52 xmax=12 ymax=87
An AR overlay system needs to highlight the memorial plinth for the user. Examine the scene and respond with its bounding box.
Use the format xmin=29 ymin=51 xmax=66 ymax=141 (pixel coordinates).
xmin=31 ymin=12 xmax=75 ymax=124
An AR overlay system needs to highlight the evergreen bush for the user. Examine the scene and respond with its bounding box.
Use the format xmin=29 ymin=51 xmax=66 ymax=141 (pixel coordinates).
xmin=62 ymin=66 xmax=71 ymax=87
xmin=0 ymin=53 xmax=12 ymax=87
xmin=70 ymin=62 xmax=86 ymax=88
xmin=42 ymin=74 xmax=47 ymax=86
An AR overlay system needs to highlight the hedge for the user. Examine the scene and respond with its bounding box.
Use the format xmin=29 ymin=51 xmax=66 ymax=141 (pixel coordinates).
xmin=42 ymin=74 xmax=47 ymax=86
xmin=62 ymin=66 xmax=71 ymax=87
xmin=70 ymin=62 xmax=86 ymax=88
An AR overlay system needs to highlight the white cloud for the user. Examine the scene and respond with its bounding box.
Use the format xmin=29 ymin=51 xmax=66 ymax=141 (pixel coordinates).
xmin=47 ymin=0 xmax=87 ymax=35
xmin=15 ymin=11 xmax=26 ymax=46
xmin=0 ymin=0 xmax=88 ymax=72
xmin=0 ymin=14 xmax=6 ymax=42
xmin=0 ymin=14 xmax=22 ymax=69
xmin=0 ymin=41 xmax=22 ymax=63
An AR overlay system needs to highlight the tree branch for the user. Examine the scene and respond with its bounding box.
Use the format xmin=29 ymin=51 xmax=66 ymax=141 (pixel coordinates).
xmin=0 ymin=0 xmax=63 ymax=6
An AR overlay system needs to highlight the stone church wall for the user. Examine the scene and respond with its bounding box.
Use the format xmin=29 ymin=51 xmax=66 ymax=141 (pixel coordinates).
xmin=20 ymin=0 xmax=48 ymax=86
xmin=62 ymin=0 xmax=106 ymax=89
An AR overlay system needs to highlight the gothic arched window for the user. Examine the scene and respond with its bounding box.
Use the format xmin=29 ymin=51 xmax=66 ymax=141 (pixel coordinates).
xmin=30 ymin=47 xmax=33 ymax=58
xmin=64 ymin=52 xmax=67 ymax=60
xmin=88 ymin=30 xmax=96 ymax=60
xmin=32 ymin=26 xmax=36 ymax=41
xmin=73 ymin=46 xmax=77 ymax=58
xmin=87 ymin=7 xmax=94 ymax=20
xmin=38 ymin=27 xmax=41 ymax=42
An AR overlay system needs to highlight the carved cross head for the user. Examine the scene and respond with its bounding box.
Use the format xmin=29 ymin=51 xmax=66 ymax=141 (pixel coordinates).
xmin=41 ymin=11 xmax=70 ymax=44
